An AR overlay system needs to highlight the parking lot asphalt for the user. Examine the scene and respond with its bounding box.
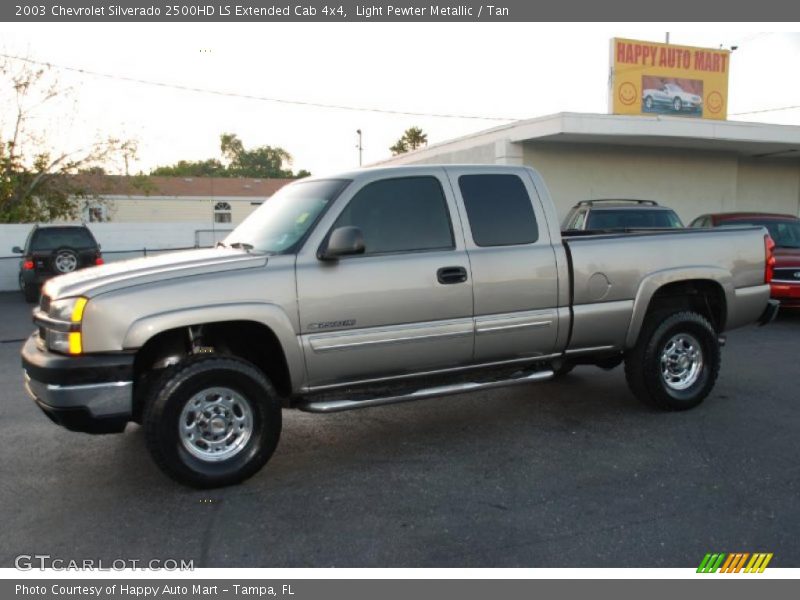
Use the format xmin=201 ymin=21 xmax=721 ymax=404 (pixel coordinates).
xmin=0 ymin=290 xmax=798 ymax=569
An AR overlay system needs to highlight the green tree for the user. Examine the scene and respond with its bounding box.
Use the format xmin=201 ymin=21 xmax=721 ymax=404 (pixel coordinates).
xmin=389 ymin=138 xmax=408 ymax=156
xmin=0 ymin=59 xmax=136 ymax=223
xmin=152 ymin=134 xmax=309 ymax=179
xmin=403 ymin=126 xmax=428 ymax=150
xmin=390 ymin=126 xmax=428 ymax=155
xmin=150 ymin=158 xmax=225 ymax=177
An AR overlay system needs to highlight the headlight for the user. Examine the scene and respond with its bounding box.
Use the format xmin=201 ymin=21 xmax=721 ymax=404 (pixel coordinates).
xmin=49 ymin=297 xmax=88 ymax=323
xmin=46 ymin=297 xmax=88 ymax=355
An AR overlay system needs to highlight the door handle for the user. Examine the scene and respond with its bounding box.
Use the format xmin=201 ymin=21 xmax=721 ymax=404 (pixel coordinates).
xmin=437 ymin=266 xmax=468 ymax=285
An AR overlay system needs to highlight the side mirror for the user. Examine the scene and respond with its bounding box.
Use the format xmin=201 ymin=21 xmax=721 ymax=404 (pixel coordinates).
xmin=12 ymin=246 xmax=22 ymax=254
xmin=318 ymin=226 xmax=365 ymax=261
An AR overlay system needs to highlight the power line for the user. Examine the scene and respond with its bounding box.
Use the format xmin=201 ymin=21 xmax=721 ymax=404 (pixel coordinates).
xmin=0 ymin=53 xmax=520 ymax=122
xmin=731 ymin=105 xmax=800 ymax=116
xmin=7 ymin=52 xmax=795 ymax=122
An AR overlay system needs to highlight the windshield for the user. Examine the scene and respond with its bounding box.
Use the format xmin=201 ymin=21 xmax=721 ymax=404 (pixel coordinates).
xmin=224 ymin=179 xmax=350 ymax=253
xmin=721 ymin=219 xmax=800 ymax=249
xmin=587 ymin=209 xmax=684 ymax=230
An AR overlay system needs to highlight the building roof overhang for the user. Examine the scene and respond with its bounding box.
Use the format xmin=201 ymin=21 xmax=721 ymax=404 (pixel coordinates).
xmin=373 ymin=112 xmax=800 ymax=164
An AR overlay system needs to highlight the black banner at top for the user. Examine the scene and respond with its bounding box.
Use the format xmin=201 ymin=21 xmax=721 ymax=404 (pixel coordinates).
xmin=3 ymin=0 xmax=800 ymax=22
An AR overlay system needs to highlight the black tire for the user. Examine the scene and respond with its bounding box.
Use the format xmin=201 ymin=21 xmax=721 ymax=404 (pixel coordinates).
xmin=624 ymin=311 xmax=720 ymax=411
xmin=644 ymin=96 xmax=653 ymax=110
xmin=143 ymin=355 xmax=282 ymax=488
xmin=673 ymin=97 xmax=683 ymax=112
xmin=20 ymin=275 xmax=38 ymax=303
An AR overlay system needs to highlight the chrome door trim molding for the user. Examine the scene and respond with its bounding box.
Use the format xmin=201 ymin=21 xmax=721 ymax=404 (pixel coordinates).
xmin=309 ymin=328 xmax=473 ymax=353
xmin=474 ymin=309 xmax=555 ymax=335
xmin=476 ymin=320 xmax=551 ymax=335
xmin=305 ymin=317 xmax=474 ymax=354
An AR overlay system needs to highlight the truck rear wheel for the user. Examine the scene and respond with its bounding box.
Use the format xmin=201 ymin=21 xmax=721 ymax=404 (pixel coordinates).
xmin=624 ymin=311 xmax=720 ymax=411
xmin=143 ymin=356 xmax=281 ymax=488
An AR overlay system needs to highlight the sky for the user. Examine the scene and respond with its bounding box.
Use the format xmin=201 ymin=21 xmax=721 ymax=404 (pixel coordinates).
xmin=1 ymin=23 xmax=799 ymax=177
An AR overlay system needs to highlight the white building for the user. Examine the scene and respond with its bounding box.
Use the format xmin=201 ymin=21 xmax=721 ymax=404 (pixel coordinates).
xmin=78 ymin=175 xmax=293 ymax=226
xmin=373 ymin=112 xmax=800 ymax=223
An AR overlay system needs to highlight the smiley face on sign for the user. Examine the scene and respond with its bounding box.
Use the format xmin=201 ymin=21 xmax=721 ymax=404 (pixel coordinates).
xmin=706 ymin=91 xmax=724 ymax=114
xmin=618 ymin=82 xmax=637 ymax=106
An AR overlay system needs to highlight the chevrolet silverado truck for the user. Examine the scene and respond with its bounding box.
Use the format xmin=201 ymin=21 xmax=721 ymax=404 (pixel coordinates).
xmin=21 ymin=165 xmax=779 ymax=488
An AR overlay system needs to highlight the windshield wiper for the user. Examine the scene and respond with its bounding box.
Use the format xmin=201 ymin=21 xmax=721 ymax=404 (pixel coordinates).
xmin=216 ymin=241 xmax=228 ymax=248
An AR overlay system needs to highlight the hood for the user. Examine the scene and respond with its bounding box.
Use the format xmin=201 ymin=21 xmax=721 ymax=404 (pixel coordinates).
xmin=43 ymin=247 xmax=269 ymax=299
xmin=774 ymin=246 xmax=800 ymax=267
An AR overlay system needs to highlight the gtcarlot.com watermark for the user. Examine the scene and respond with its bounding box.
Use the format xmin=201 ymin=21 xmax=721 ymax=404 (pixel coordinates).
xmin=15 ymin=554 xmax=194 ymax=571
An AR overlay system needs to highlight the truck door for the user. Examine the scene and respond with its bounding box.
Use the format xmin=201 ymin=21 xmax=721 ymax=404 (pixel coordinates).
xmin=446 ymin=167 xmax=560 ymax=362
xmin=295 ymin=170 xmax=474 ymax=388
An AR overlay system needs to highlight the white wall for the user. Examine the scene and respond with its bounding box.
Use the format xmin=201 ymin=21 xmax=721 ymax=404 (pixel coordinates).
xmin=0 ymin=221 xmax=231 ymax=293
xmin=104 ymin=196 xmax=260 ymax=226
xmin=523 ymin=142 xmax=743 ymax=223
xmin=522 ymin=143 xmax=800 ymax=223
xmin=736 ymin=158 xmax=800 ymax=216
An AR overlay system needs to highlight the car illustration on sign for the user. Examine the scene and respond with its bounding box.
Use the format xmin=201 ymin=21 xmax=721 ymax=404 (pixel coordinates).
xmin=642 ymin=82 xmax=703 ymax=115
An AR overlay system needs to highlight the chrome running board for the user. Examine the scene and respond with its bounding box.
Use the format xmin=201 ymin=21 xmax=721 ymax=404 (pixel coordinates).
xmin=297 ymin=369 xmax=555 ymax=413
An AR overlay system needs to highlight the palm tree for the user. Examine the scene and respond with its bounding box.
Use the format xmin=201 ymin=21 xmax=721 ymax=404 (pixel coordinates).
xmin=389 ymin=127 xmax=428 ymax=155
xmin=389 ymin=139 xmax=408 ymax=156
xmin=403 ymin=127 xmax=428 ymax=150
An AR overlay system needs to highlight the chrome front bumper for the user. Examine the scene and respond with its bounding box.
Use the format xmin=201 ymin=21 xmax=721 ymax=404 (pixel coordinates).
xmin=24 ymin=372 xmax=133 ymax=434
xmin=24 ymin=372 xmax=133 ymax=418
xmin=21 ymin=333 xmax=135 ymax=434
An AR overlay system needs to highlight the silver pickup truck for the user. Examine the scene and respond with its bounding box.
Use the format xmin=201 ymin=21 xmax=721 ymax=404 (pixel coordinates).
xmin=22 ymin=165 xmax=779 ymax=487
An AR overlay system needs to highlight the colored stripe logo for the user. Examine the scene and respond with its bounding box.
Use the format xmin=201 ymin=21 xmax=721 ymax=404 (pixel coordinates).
xmin=697 ymin=553 xmax=773 ymax=573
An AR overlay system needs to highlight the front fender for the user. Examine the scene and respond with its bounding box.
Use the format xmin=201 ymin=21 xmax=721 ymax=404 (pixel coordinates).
xmin=122 ymin=302 xmax=304 ymax=392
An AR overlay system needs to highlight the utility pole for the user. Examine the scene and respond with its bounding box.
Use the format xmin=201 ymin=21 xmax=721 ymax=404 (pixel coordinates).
xmin=665 ymin=32 xmax=670 ymax=44
xmin=356 ymin=129 xmax=363 ymax=166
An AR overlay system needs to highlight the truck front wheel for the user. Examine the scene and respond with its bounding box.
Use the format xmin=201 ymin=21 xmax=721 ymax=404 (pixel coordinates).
xmin=143 ymin=356 xmax=282 ymax=488
xmin=624 ymin=311 xmax=720 ymax=411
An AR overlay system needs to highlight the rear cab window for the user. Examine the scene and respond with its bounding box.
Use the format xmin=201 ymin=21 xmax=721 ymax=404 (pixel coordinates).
xmin=332 ymin=176 xmax=454 ymax=255
xmin=458 ymin=174 xmax=539 ymax=246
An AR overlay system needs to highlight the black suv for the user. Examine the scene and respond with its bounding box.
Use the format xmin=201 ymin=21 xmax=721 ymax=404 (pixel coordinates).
xmin=13 ymin=225 xmax=103 ymax=302
xmin=562 ymin=199 xmax=684 ymax=231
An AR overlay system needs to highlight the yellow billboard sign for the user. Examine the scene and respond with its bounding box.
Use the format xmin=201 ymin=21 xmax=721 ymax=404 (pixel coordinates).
xmin=610 ymin=37 xmax=730 ymax=120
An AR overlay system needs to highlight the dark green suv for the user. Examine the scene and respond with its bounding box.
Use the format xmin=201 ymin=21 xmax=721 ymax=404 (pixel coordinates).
xmin=13 ymin=225 xmax=104 ymax=302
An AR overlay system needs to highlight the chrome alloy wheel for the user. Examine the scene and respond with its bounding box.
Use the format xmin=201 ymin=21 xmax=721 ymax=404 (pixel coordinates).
xmin=179 ymin=387 xmax=254 ymax=462
xmin=660 ymin=333 xmax=704 ymax=391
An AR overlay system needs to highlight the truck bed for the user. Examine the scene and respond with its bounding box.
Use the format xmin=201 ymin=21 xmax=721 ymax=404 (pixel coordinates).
xmin=560 ymin=226 xmax=770 ymax=353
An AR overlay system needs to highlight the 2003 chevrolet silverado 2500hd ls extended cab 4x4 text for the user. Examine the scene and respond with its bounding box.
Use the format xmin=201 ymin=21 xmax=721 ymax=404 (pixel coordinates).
xmin=21 ymin=165 xmax=779 ymax=487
